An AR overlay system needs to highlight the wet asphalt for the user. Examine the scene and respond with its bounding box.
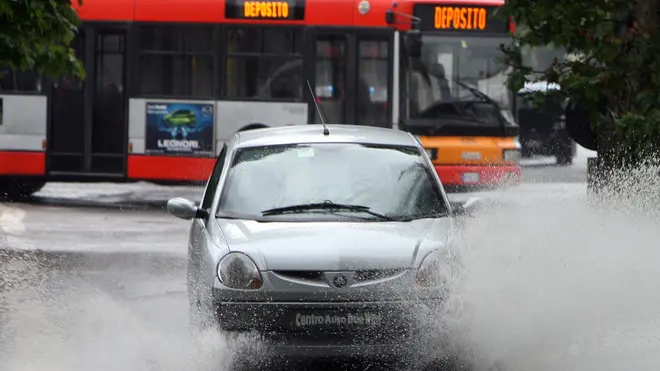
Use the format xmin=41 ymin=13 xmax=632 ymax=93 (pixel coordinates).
xmin=0 ymin=157 xmax=589 ymax=371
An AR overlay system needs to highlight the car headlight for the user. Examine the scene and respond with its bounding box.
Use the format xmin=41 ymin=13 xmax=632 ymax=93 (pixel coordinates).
xmin=416 ymin=251 xmax=451 ymax=288
xmin=503 ymin=148 xmax=521 ymax=162
xmin=217 ymin=252 xmax=263 ymax=290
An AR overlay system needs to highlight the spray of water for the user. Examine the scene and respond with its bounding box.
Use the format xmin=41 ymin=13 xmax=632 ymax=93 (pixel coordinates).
xmin=5 ymin=164 xmax=660 ymax=371
xmin=0 ymin=252 xmax=245 ymax=371
xmin=440 ymin=165 xmax=660 ymax=371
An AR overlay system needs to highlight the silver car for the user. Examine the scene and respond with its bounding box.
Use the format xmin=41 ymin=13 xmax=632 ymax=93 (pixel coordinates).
xmin=167 ymin=124 xmax=477 ymax=366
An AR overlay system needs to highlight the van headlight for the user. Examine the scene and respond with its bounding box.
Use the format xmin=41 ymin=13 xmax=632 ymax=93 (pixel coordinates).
xmin=416 ymin=251 xmax=450 ymax=288
xmin=503 ymin=148 xmax=521 ymax=162
xmin=217 ymin=252 xmax=263 ymax=290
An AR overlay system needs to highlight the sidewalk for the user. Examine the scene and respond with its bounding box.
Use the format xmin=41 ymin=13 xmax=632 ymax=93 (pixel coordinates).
xmin=520 ymin=145 xmax=596 ymax=169
xmin=32 ymin=182 xmax=205 ymax=209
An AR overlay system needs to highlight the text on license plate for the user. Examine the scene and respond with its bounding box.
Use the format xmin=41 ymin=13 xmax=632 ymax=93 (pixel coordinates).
xmin=462 ymin=172 xmax=480 ymax=183
xmin=293 ymin=312 xmax=384 ymax=328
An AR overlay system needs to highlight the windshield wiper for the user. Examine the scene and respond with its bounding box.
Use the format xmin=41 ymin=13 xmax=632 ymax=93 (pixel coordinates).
xmin=452 ymin=79 xmax=501 ymax=108
xmin=261 ymin=200 xmax=395 ymax=221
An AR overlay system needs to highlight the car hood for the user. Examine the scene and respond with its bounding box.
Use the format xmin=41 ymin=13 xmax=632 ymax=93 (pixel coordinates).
xmin=213 ymin=219 xmax=452 ymax=271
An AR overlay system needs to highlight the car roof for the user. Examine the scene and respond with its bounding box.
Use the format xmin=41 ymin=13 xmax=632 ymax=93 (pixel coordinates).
xmin=234 ymin=125 xmax=420 ymax=149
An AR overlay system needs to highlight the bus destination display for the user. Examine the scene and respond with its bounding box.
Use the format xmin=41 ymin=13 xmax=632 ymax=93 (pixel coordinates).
xmin=226 ymin=0 xmax=306 ymax=20
xmin=413 ymin=4 xmax=509 ymax=33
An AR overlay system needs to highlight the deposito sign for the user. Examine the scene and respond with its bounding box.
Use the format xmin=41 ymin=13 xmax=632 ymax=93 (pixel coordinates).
xmin=225 ymin=0 xmax=306 ymax=20
xmin=413 ymin=4 xmax=510 ymax=33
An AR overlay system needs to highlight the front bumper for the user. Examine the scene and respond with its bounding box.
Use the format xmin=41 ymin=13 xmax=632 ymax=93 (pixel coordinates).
xmin=214 ymin=299 xmax=444 ymax=359
xmin=434 ymin=164 xmax=521 ymax=187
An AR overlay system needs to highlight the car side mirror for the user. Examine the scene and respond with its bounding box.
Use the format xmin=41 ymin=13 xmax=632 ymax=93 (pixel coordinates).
xmin=167 ymin=197 xmax=208 ymax=220
xmin=450 ymin=197 xmax=482 ymax=218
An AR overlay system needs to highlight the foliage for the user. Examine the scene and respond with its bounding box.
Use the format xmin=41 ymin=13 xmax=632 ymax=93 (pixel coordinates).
xmin=497 ymin=0 xmax=660 ymax=166
xmin=0 ymin=0 xmax=84 ymax=79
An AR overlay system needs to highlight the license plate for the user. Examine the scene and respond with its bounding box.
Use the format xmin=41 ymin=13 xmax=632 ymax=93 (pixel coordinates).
xmin=462 ymin=172 xmax=480 ymax=183
xmin=461 ymin=151 xmax=481 ymax=160
xmin=290 ymin=312 xmax=384 ymax=330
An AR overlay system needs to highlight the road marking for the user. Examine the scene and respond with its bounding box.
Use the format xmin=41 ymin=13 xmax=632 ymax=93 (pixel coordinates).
xmin=0 ymin=205 xmax=26 ymax=235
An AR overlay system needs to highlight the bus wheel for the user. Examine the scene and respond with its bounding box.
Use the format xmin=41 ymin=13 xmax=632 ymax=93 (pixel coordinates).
xmin=0 ymin=178 xmax=47 ymax=200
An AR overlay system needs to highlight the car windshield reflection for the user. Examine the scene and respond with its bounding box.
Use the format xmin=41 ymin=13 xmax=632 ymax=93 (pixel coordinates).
xmin=216 ymin=143 xmax=449 ymax=221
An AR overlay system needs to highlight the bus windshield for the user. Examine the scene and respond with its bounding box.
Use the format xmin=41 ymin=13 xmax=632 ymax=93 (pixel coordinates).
xmin=408 ymin=34 xmax=512 ymax=122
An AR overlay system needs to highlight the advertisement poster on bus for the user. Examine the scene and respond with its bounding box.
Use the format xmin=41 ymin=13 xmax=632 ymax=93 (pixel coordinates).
xmin=144 ymin=101 xmax=215 ymax=155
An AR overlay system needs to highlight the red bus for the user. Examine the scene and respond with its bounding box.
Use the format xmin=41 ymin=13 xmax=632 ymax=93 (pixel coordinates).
xmin=0 ymin=0 xmax=519 ymax=198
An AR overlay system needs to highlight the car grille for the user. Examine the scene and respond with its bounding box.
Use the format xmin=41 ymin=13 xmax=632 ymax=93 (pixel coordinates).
xmin=354 ymin=269 xmax=405 ymax=282
xmin=273 ymin=269 xmax=406 ymax=284
xmin=273 ymin=270 xmax=324 ymax=281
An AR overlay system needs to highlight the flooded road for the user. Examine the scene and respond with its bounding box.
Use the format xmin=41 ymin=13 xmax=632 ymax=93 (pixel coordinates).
xmin=9 ymin=150 xmax=660 ymax=371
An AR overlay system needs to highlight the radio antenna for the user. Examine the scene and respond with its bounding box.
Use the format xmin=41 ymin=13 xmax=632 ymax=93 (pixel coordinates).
xmin=306 ymin=80 xmax=330 ymax=136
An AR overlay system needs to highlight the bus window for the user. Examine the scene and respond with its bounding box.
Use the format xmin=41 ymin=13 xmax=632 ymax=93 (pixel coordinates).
xmin=138 ymin=25 xmax=215 ymax=97
xmin=259 ymin=61 xmax=303 ymax=100
xmin=96 ymin=34 xmax=124 ymax=93
xmin=357 ymin=39 xmax=389 ymax=127
xmin=315 ymin=36 xmax=347 ymax=125
xmin=225 ymin=27 xmax=303 ymax=100
xmin=0 ymin=69 xmax=42 ymax=93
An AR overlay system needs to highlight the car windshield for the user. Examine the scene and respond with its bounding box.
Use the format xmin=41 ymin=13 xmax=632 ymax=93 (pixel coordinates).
xmin=216 ymin=143 xmax=449 ymax=221
xmin=409 ymin=34 xmax=513 ymax=124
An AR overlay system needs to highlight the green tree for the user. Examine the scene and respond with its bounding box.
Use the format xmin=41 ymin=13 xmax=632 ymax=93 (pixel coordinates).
xmin=0 ymin=0 xmax=84 ymax=79
xmin=498 ymin=0 xmax=660 ymax=171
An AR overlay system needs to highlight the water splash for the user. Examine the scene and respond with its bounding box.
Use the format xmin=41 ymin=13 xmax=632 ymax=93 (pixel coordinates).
xmin=0 ymin=252 xmax=238 ymax=371
xmin=5 ymin=163 xmax=660 ymax=371
xmin=443 ymin=165 xmax=660 ymax=371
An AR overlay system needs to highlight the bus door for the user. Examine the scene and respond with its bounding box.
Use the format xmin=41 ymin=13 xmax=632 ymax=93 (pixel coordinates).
xmin=48 ymin=27 xmax=128 ymax=178
xmin=308 ymin=29 xmax=393 ymax=128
